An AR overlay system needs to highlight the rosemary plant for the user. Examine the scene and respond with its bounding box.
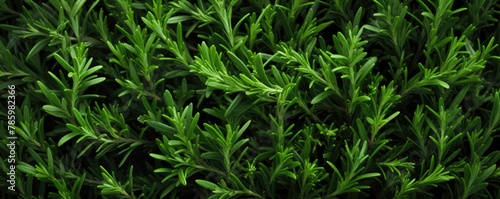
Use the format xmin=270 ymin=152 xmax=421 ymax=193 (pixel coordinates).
xmin=1 ymin=0 xmax=499 ymax=198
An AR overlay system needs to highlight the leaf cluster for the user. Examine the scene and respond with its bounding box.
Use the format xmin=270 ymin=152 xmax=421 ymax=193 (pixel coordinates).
xmin=1 ymin=0 xmax=500 ymax=198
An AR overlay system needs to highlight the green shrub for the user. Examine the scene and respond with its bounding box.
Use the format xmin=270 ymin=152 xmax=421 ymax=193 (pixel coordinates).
xmin=1 ymin=0 xmax=500 ymax=198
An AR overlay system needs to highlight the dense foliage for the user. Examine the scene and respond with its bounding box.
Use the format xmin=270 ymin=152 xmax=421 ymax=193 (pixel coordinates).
xmin=1 ymin=0 xmax=500 ymax=198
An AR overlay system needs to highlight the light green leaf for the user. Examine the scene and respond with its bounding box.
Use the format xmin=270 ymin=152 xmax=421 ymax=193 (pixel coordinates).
xmin=26 ymin=39 xmax=49 ymax=61
xmin=196 ymin=180 xmax=219 ymax=191
xmin=81 ymin=77 xmax=106 ymax=88
xmin=385 ymin=111 xmax=400 ymax=122
xmin=58 ymin=132 xmax=80 ymax=146
xmin=43 ymin=105 xmax=69 ymax=118
xmin=311 ymin=91 xmax=334 ymax=104
xmin=53 ymin=53 xmax=74 ymax=72
xmin=148 ymin=121 xmax=176 ymax=134
xmin=435 ymin=80 xmax=449 ymax=89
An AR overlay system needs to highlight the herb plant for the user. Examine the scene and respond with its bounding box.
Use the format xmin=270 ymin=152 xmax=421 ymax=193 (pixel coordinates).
xmin=1 ymin=0 xmax=500 ymax=198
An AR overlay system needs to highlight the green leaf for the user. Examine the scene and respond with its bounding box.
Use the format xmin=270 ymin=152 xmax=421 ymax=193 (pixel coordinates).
xmin=229 ymin=173 xmax=250 ymax=192
xmin=53 ymin=53 xmax=74 ymax=72
xmin=70 ymin=0 xmax=86 ymax=17
xmin=385 ymin=111 xmax=400 ymax=122
xmin=254 ymin=53 xmax=271 ymax=86
xmin=72 ymin=108 xmax=87 ymax=126
xmin=330 ymin=54 xmax=347 ymax=60
xmin=271 ymin=65 xmax=286 ymax=87
xmin=421 ymin=12 xmax=434 ymax=20
xmin=168 ymin=15 xmax=193 ymax=24
xmin=58 ymin=132 xmax=80 ymax=146
xmin=43 ymin=105 xmax=69 ymax=118
xmin=280 ymin=171 xmax=297 ymax=179
xmin=37 ymin=81 xmax=62 ymax=107
xmin=17 ymin=162 xmax=37 ymax=175
xmin=434 ymin=80 xmax=449 ymax=89
xmin=148 ymin=121 xmax=176 ymax=134
xmin=355 ymin=57 xmax=376 ymax=83
xmin=150 ymin=153 xmax=168 ymax=161
xmin=81 ymin=77 xmax=106 ymax=88
xmin=178 ymin=169 xmax=187 ymax=186
xmin=201 ymin=151 xmax=221 ymax=160
xmin=366 ymin=117 xmax=375 ymax=125
xmin=227 ymin=51 xmax=252 ymax=77
xmin=311 ymin=91 xmax=334 ymax=104
xmin=196 ymin=180 xmax=219 ymax=191
xmin=26 ymin=39 xmax=50 ymax=61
